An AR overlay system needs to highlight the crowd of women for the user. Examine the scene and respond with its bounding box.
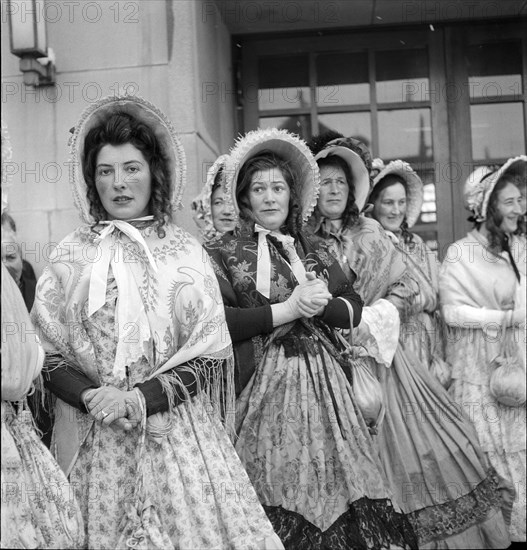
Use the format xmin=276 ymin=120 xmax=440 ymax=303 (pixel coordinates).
xmin=1 ymin=92 xmax=525 ymax=550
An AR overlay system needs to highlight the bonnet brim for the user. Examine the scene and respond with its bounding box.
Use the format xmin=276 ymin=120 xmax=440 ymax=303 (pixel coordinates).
xmin=315 ymin=145 xmax=371 ymax=212
xmin=480 ymin=155 xmax=527 ymax=221
xmin=372 ymin=159 xmax=424 ymax=228
xmin=69 ymin=94 xmax=186 ymax=224
xmin=191 ymin=154 xmax=229 ymax=241
xmin=225 ymin=128 xmax=320 ymax=224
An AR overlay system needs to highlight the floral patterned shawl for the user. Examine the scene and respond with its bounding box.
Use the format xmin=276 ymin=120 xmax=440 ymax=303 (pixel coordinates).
xmin=308 ymin=215 xmax=420 ymax=367
xmin=31 ymin=94 xmax=233 ymax=474
xmin=32 ymin=223 xmax=233 ymax=473
xmin=204 ymin=222 xmax=359 ymax=385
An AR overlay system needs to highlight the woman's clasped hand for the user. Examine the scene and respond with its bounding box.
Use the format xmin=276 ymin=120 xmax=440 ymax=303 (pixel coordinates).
xmin=82 ymin=385 xmax=142 ymax=430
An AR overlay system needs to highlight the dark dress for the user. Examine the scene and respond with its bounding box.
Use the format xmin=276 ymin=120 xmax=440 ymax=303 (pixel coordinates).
xmin=205 ymin=226 xmax=417 ymax=550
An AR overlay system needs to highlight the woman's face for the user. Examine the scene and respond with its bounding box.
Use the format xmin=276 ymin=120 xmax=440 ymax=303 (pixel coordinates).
xmin=495 ymin=182 xmax=523 ymax=234
xmin=372 ymin=182 xmax=407 ymax=233
xmin=247 ymin=167 xmax=290 ymax=231
xmin=95 ymin=143 xmax=152 ymax=221
xmin=211 ymin=184 xmax=236 ymax=234
xmin=1 ymin=229 xmax=23 ymax=285
xmin=318 ymin=165 xmax=349 ymax=220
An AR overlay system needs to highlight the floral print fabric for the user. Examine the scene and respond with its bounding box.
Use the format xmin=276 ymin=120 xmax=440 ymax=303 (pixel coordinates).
xmin=440 ymin=231 xmax=526 ymax=542
xmin=32 ymin=222 xmax=279 ymax=549
xmin=205 ymin=227 xmax=418 ymax=549
xmin=1 ymin=402 xmax=85 ymax=549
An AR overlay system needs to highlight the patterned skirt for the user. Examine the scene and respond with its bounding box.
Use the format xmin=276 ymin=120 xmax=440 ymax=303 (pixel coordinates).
xmin=235 ymin=325 xmax=417 ymax=549
xmin=68 ymin=394 xmax=280 ymax=549
xmin=1 ymin=401 xmax=85 ymax=549
xmin=375 ymin=346 xmax=512 ymax=547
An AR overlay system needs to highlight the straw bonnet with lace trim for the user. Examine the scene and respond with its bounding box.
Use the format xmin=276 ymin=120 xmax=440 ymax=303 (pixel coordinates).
xmin=69 ymin=92 xmax=186 ymax=224
xmin=464 ymin=155 xmax=527 ymax=223
xmin=224 ymin=128 xmax=320 ymax=224
xmin=313 ymin=137 xmax=372 ymax=212
xmin=371 ymin=159 xmax=424 ymax=228
xmin=191 ymin=154 xmax=229 ymax=241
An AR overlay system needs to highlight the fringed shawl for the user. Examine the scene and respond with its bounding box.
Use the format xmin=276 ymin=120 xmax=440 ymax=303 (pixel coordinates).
xmin=31 ymin=222 xmax=234 ymax=473
xmin=308 ymin=215 xmax=421 ymax=367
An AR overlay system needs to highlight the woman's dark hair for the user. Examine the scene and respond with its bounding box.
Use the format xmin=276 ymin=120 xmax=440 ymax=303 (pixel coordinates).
xmin=316 ymin=155 xmax=360 ymax=229
xmin=369 ymin=174 xmax=414 ymax=244
xmin=484 ymin=174 xmax=525 ymax=250
xmin=82 ymin=111 xmax=172 ymax=238
xmin=211 ymin=167 xmax=224 ymax=196
xmin=236 ymin=151 xmax=302 ymax=236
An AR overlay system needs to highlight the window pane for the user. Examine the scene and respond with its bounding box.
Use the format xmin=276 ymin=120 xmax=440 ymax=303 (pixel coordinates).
xmin=376 ymin=49 xmax=429 ymax=103
xmin=378 ymin=109 xmax=433 ymax=163
xmin=467 ymin=42 xmax=522 ymax=99
xmin=316 ymin=52 xmax=370 ymax=106
xmin=258 ymin=55 xmax=310 ymax=110
xmin=413 ymin=173 xmax=438 ymax=253
xmin=258 ymin=116 xmax=311 ymax=141
xmin=416 ymin=172 xmax=437 ymax=225
xmin=471 ymin=103 xmax=525 ymax=161
xmin=318 ymin=113 xmax=372 ymax=148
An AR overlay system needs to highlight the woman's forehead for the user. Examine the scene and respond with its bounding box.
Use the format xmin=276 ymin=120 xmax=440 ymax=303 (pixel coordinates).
xmin=96 ymin=143 xmax=146 ymax=163
xmin=250 ymin=167 xmax=286 ymax=183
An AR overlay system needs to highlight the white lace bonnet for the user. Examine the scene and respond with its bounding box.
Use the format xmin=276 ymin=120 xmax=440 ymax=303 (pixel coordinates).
xmin=224 ymin=128 xmax=320 ymax=224
xmin=69 ymin=93 xmax=186 ymax=224
xmin=191 ymin=154 xmax=229 ymax=241
xmin=313 ymin=137 xmax=371 ymax=212
xmin=371 ymin=159 xmax=424 ymax=228
xmin=464 ymin=156 xmax=527 ymax=222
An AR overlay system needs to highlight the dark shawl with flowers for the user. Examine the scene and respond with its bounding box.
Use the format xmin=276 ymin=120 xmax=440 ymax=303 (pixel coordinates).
xmin=204 ymin=225 xmax=362 ymax=391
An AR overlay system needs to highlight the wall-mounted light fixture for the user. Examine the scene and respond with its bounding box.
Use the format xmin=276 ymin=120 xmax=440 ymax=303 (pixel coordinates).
xmin=8 ymin=0 xmax=56 ymax=87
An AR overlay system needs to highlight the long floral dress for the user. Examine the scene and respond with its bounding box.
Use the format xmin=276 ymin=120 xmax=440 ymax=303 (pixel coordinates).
xmin=31 ymin=223 xmax=281 ymax=550
xmin=440 ymin=230 xmax=526 ymax=542
xmin=1 ymin=263 xmax=85 ymax=549
xmin=205 ymin=226 xmax=418 ymax=550
xmin=310 ymin=215 xmax=512 ymax=548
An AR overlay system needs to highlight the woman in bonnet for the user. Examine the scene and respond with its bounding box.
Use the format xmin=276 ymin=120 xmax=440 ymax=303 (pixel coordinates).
xmin=367 ymin=158 xmax=513 ymax=548
xmin=306 ymin=134 xmax=419 ymax=429
xmin=440 ymin=156 xmax=527 ymax=542
xmin=1 ymin=120 xmax=84 ymax=548
xmin=369 ymin=159 xmax=451 ymax=386
xmin=191 ymin=153 xmax=236 ymax=242
xmin=31 ymin=94 xmax=282 ymax=549
xmin=204 ymin=128 xmax=417 ymax=549
xmin=307 ymin=135 xmax=511 ymax=548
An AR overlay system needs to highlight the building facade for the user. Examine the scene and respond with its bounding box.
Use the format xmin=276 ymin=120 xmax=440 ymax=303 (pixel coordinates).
xmin=2 ymin=0 xmax=526 ymax=275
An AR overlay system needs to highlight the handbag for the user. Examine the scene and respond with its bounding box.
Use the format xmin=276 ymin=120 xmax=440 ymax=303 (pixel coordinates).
xmin=335 ymin=297 xmax=386 ymax=435
xmin=488 ymin=318 xmax=526 ymax=408
xmin=350 ymin=357 xmax=386 ymax=435
xmin=116 ymin=390 xmax=175 ymax=550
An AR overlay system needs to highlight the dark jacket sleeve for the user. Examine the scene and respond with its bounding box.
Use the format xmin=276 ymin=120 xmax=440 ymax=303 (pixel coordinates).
xmin=320 ymin=280 xmax=363 ymax=328
xmin=224 ymin=305 xmax=273 ymax=342
xmin=43 ymin=365 xmax=97 ymax=413
xmin=312 ymin=236 xmax=363 ymax=329
xmin=135 ymin=367 xmax=206 ymax=416
xmin=44 ymin=361 xmax=203 ymax=417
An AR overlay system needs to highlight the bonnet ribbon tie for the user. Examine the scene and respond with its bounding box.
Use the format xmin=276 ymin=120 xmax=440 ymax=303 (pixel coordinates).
xmin=88 ymin=217 xmax=158 ymax=380
xmin=254 ymin=224 xmax=307 ymax=299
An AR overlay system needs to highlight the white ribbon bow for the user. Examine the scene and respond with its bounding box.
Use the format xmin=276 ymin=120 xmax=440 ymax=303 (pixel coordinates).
xmin=88 ymin=217 xmax=158 ymax=380
xmin=254 ymin=224 xmax=307 ymax=299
